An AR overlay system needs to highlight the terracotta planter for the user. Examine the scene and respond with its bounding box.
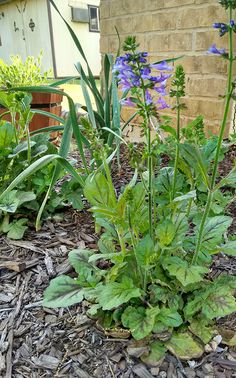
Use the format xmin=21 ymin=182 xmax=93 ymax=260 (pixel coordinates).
xmin=0 ymin=90 xmax=63 ymax=139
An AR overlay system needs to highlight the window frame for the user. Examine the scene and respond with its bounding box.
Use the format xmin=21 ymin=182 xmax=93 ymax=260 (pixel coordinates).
xmin=88 ymin=5 xmax=100 ymax=33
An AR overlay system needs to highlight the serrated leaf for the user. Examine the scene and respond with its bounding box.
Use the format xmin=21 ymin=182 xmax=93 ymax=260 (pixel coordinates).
xmin=189 ymin=318 xmax=217 ymax=344
xmin=166 ymin=331 xmax=204 ymax=360
xmin=184 ymin=281 xmax=236 ymax=320
xmin=141 ymin=341 xmax=166 ymax=366
xmin=68 ymin=249 xmax=101 ymax=282
xmin=156 ymin=219 xmax=176 ymax=246
xmin=198 ymin=216 xmax=232 ymax=250
xmin=43 ymin=275 xmax=85 ymax=308
xmin=162 ymin=256 xmax=208 ymax=286
xmin=7 ymin=218 xmax=28 ymax=239
xmin=121 ymin=306 xmax=159 ymax=340
xmin=135 ymin=235 xmax=155 ymax=267
xmin=155 ymin=167 xmax=183 ymax=194
xmin=97 ymin=277 xmax=141 ymax=310
xmin=156 ymin=307 xmax=183 ymax=328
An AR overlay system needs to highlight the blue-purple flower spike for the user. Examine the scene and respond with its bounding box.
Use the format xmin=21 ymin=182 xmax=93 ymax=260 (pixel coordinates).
xmin=208 ymin=44 xmax=226 ymax=55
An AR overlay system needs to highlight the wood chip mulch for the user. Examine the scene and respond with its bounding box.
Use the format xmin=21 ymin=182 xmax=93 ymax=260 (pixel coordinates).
xmin=0 ymin=144 xmax=236 ymax=378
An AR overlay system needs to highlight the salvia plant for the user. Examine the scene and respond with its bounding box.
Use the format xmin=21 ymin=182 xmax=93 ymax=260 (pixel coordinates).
xmin=43 ymin=1 xmax=236 ymax=363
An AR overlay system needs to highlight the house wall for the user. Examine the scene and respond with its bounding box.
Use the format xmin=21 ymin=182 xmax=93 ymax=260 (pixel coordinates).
xmin=0 ymin=0 xmax=53 ymax=72
xmin=99 ymin=0 xmax=235 ymax=136
xmin=50 ymin=0 xmax=101 ymax=77
xmin=0 ymin=0 xmax=101 ymax=77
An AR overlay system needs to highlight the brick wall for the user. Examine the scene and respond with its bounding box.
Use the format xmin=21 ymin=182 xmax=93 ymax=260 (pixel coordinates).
xmin=99 ymin=0 xmax=235 ymax=137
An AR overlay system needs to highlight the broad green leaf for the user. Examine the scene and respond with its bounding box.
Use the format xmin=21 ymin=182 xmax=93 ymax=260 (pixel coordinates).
xmin=121 ymin=306 xmax=160 ymax=340
xmin=219 ymin=240 xmax=236 ymax=256
xmin=156 ymin=220 xmax=176 ymax=246
xmin=0 ymin=190 xmax=20 ymax=213
xmin=184 ymin=280 xmax=236 ymax=320
xmin=97 ymin=277 xmax=141 ymax=310
xmin=155 ymin=167 xmax=184 ymax=195
xmin=43 ymin=275 xmax=84 ymax=308
xmin=162 ymin=256 xmax=208 ymax=286
xmin=0 ymin=121 xmax=15 ymax=147
xmin=159 ymin=124 xmax=177 ymax=139
xmin=16 ymin=191 xmax=36 ymax=206
xmin=199 ymin=216 xmax=232 ymax=250
xmin=189 ymin=318 xmax=217 ymax=344
xmin=217 ymin=168 xmax=236 ymax=189
xmin=84 ymin=173 xmax=115 ymax=207
xmin=7 ymin=218 xmax=28 ymax=239
xmin=68 ymin=249 xmax=100 ymax=281
xmin=135 ymin=235 xmax=155 ymax=267
xmin=173 ymin=190 xmax=196 ymax=203
xmin=166 ymin=331 xmax=204 ymax=360
xmin=180 ymin=143 xmax=210 ymax=189
xmin=156 ymin=307 xmax=182 ymax=328
xmin=141 ymin=341 xmax=166 ymax=366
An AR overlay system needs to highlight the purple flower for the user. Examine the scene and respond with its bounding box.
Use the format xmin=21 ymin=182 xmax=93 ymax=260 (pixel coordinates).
xmin=156 ymin=97 xmax=170 ymax=110
xmin=140 ymin=67 xmax=151 ymax=79
xmin=150 ymin=73 xmax=172 ymax=83
xmin=230 ymin=19 xmax=235 ymax=27
xmin=153 ymin=84 xmax=167 ymax=96
xmin=208 ymin=43 xmax=226 ymax=55
xmin=120 ymin=97 xmax=135 ymax=107
xmin=145 ymin=90 xmax=153 ymax=105
xmin=150 ymin=61 xmax=173 ymax=71
xmin=213 ymin=22 xmax=228 ymax=37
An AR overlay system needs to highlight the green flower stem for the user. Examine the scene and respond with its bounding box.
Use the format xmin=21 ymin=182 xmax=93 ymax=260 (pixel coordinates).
xmin=192 ymin=6 xmax=233 ymax=265
xmin=171 ymin=95 xmax=181 ymax=201
xmin=147 ymin=125 xmax=153 ymax=238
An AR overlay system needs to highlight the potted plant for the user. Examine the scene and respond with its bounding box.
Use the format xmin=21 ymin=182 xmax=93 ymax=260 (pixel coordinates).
xmin=0 ymin=53 xmax=63 ymax=134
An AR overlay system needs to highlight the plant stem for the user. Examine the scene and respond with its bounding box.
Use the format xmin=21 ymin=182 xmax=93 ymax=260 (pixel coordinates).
xmin=171 ymin=96 xmax=180 ymax=201
xmin=147 ymin=125 xmax=153 ymax=238
xmin=192 ymin=6 xmax=233 ymax=265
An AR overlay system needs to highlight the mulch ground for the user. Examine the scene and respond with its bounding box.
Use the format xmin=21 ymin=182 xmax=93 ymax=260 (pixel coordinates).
xmin=0 ymin=144 xmax=236 ymax=378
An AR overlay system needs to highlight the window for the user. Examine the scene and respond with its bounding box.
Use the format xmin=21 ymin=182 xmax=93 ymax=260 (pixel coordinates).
xmin=88 ymin=5 xmax=99 ymax=32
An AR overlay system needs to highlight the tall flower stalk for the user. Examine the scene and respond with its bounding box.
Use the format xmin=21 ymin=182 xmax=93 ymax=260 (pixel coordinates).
xmin=192 ymin=2 xmax=235 ymax=264
xmin=113 ymin=37 xmax=172 ymax=237
xmin=170 ymin=65 xmax=186 ymax=201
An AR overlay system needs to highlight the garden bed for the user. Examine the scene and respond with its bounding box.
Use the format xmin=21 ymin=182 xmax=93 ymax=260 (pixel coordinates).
xmin=0 ymin=145 xmax=236 ymax=378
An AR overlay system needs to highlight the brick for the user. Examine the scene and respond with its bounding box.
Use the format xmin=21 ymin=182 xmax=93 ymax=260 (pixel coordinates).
xmin=152 ymin=11 xmax=177 ymax=31
xmin=100 ymin=1 xmax=110 ymax=18
xmin=179 ymin=5 xmax=226 ymax=29
xmin=100 ymin=18 xmax=116 ymax=35
xmin=100 ymin=37 xmax=109 ymax=53
xmin=148 ymin=32 xmax=192 ymax=52
xmin=182 ymin=97 xmax=225 ymax=119
xmin=122 ymin=0 xmax=143 ymax=13
xmin=195 ymin=30 xmax=226 ymax=51
xmin=164 ymin=0 xmax=194 ymax=7
xmin=180 ymin=55 xmax=227 ymax=74
xmin=114 ymin=16 xmax=134 ymax=34
xmin=109 ymin=1 xmax=127 ymax=17
xmin=133 ymin=14 xmax=151 ymax=33
xmin=186 ymin=76 xmax=227 ymax=97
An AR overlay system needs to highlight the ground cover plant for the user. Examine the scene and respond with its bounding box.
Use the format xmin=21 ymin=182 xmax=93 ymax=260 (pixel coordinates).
xmin=42 ymin=0 xmax=236 ymax=364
